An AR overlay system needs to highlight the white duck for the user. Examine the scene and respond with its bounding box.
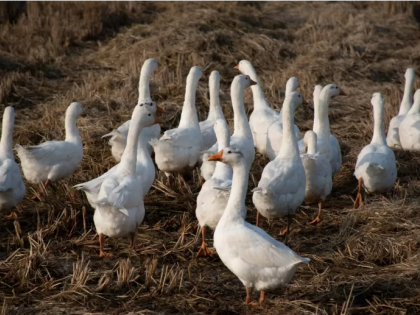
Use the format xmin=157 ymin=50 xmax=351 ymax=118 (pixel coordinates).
xmin=200 ymin=75 xmax=256 ymax=181
xmin=94 ymin=105 xmax=159 ymax=257
xmin=266 ymin=77 xmax=302 ymax=161
xmin=300 ymin=130 xmax=332 ymax=224
xmin=252 ymin=92 xmax=306 ymax=235
xmin=196 ymin=119 xmax=233 ymax=257
xmin=398 ymin=89 xmax=420 ymax=151
xmin=150 ymin=66 xmax=203 ymax=181
xmin=298 ymin=84 xmax=344 ymax=176
xmin=199 ymin=70 xmax=225 ymax=151
xmin=354 ymin=93 xmax=397 ymax=209
xmin=208 ymin=147 xmax=310 ymax=305
xmin=16 ymin=102 xmax=83 ymax=198
xmin=102 ymin=58 xmax=163 ymax=161
xmin=386 ymin=68 xmax=415 ymax=149
xmin=235 ymin=60 xmax=279 ymax=156
xmin=0 ymin=107 xmax=25 ymax=215
xmin=74 ymin=101 xmax=163 ymax=209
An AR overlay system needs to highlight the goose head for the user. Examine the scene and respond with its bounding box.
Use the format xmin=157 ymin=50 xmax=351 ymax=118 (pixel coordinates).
xmin=67 ymin=102 xmax=84 ymax=118
xmin=208 ymin=146 xmax=244 ymax=166
xmin=233 ymin=74 xmax=257 ymax=90
xmin=320 ymin=84 xmax=347 ymax=100
xmin=286 ymin=91 xmax=305 ymax=108
xmin=137 ymin=100 xmax=164 ymax=114
xmin=188 ymin=66 xmax=203 ymax=82
xmin=371 ymin=92 xmax=383 ymax=107
xmin=143 ymin=58 xmax=159 ymax=74
xmin=405 ymin=68 xmax=415 ymax=81
xmin=234 ymin=60 xmax=255 ymax=76
xmin=133 ymin=105 xmax=163 ymax=128
xmin=285 ymin=77 xmax=299 ymax=95
xmin=210 ymin=70 xmax=220 ymax=85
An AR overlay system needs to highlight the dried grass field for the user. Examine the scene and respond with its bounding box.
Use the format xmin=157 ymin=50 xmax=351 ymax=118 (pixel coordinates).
xmin=1 ymin=1 xmax=420 ymax=314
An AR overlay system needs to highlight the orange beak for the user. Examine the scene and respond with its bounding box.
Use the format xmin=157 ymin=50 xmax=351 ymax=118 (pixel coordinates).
xmin=250 ymin=79 xmax=257 ymax=86
xmin=340 ymin=89 xmax=348 ymax=96
xmin=208 ymin=150 xmax=223 ymax=161
xmin=154 ymin=116 xmax=163 ymax=124
xmin=156 ymin=105 xmax=164 ymax=113
xmin=234 ymin=64 xmax=239 ymax=70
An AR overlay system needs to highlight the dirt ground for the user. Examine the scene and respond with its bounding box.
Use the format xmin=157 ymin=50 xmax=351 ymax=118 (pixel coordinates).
xmin=1 ymin=2 xmax=420 ymax=314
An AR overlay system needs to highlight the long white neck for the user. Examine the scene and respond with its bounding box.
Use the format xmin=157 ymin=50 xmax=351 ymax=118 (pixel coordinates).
xmin=305 ymin=132 xmax=317 ymax=155
xmin=212 ymin=131 xmax=233 ymax=180
xmin=312 ymin=86 xmax=323 ymax=131
xmin=178 ymin=74 xmax=200 ymax=128
xmin=119 ymin=109 xmax=148 ymax=174
xmin=398 ymin=71 xmax=415 ymax=115
xmin=0 ymin=107 xmax=14 ymax=160
xmin=218 ymin=160 xmax=249 ymax=225
xmin=231 ymin=83 xmax=253 ymax=140
xmin=65 ymin=110 xmax=81 ymax=144
xmin=138 ymin=64 xmax=154 ymax=102
xmin=407 ymin=95 xmax=420 ymax=115
xmin=371 ymin=101 xmax=386 ymax=145
xmin=314 ymin=93 xmax=331 ymax=138
xmin=135 ymin=131 xmax=153 ymax=172
xmin=208 ymin=74 xmax=223 ymax=121
xmin=277 ymin=97 xmax=299 ymax=159
xmin=245 ymin=67 xmax=268 ymax=110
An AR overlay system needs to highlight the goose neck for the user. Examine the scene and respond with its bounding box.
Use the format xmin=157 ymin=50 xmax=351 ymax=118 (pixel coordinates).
xmin=65 ymin=112 xmax=81 ymax=144
xmin=218 ymin=161 xmax=249 ymax=225
xmin=120 ymin=111 xmax=147 ymax=174
xmin=179 ymin=76 xmax=200 ymax=128
xmin=135 ymin=131 xmax=153 ymax=170
xmin=208 ymin=77 xmax=222 ymax=120
xmin=313 ymin=96 xmax=330 ymax=137
xmin=231 ymin=84 xmax=252 ymax=140
xmin=371 ymin=102 xmax=386 ymax=145
xmin=0 ymin=108 xmax=14 ymax=159
xmin=399 ymin=75 xmax=414 ymax=115
xmin=138 ymin=67 xmax=153 ymax=102
xmin=277 ymin=98 xmax=299 ymax=159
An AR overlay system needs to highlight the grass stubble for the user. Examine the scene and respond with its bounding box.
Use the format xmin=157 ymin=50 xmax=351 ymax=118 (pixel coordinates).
xmin=1 ymin=2 xmax=420 ymax=314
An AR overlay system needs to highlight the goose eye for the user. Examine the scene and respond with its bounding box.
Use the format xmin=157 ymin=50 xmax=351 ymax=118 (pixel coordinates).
xmin=335 ymin=86 xmax=338 ymax=89
xmin=148 ymin=114 xmax=151 ymax=116
xmin=228 ymin=150 xmax=232 ymax=154
xmin=140 ymin=104 xmax=143 ymax=106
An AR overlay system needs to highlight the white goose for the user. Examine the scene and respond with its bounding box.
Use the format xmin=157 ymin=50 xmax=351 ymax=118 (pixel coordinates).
xmin=266 ymin=77 xmax=302 ymax=161
xmin=150 ymin=66 xmax=203 ymax=181
xmin=74 ymin=101 xmax=162 ymax=209
xmin=386 ymin=68 xmax=415 ymax=149
xmin=200 ymin=75 xmax=256 ymax=181
xmin=16 ymin=102 xmax=83 ymax=198
xmin=398 ymin=89 xmax=420 ymax=151
xmin=208 ymin=147 xmax=310 ymax=305
xmin=94 ymin=105 xmax=159 ymax=257
xmin=299 ymin=84 xmax=344 ymax=176
xmin=300 ymin=130 xmax=332 ymax=224
xmin=235 ymin=60 xmax=279 ymax=156
xmin=0 ymin=107 xmax=25 ymax=215
xmin=196 ymin=119 xmax=233 ymax=257
xmin=252 ymin=92 xmax=306 ymax=235
xmin=102 ymin=58 xmax=163 ymax=161
xmin=199 ymin=70 xmax=225 ymax=151
xmin=354 ymin=93 xmax=397 ymax=208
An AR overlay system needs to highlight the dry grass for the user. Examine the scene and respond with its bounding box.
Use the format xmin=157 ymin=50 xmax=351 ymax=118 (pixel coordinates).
xmin=1 ymin=1 xmax=420 ymax=314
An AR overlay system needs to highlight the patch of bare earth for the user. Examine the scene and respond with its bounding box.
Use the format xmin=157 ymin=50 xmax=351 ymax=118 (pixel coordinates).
xmin=1 ymin=2 xmax=420 ymax=314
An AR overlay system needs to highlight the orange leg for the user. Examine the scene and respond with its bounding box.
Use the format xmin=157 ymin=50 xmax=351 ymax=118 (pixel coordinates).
xmin=259 ymin=290 xmax=265 ymax=304
xmin=309 ymin=202 xmax=322 ymax=225
xmin=31 ymin=179 xmax=50 ymax=200
xmin=353 ymin=178 xmax=364 ymax=209
xmin=279 ymin=215 xmax=292 ymax=236
xmin=245 ymin=287 xmax=261 ymax=306
xmin=99 ymin=233 xmax=113 ymax=258
xmin=196 ymin=226 xmax=213 ymax=258
xmin=256 ymin=211 xmax=260 ymax=227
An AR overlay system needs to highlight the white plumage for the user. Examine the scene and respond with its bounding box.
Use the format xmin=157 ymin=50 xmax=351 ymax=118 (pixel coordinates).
xmin=0 ymin=107 xmax=25 ymax=212
xmin=103 ymin=58 xmax=161 ymax=160
xmin=16 ymin=102 xmax=83 ymax=187
xmin=398 ymin=89 xmax=420 ymax=151
xmin=386 ymin=68 xmax=415 ymax=149
xmin=151 ymin=66 xmax=203 ymax=177
xmin=253 ymin=92 xmax=306 ymax=234
xmin=209 ymin=146 xmax=309 ymax=305
xmin=200 ymin=74 xmax=256 ymax=181
xmin=354 ymin=93 xmax=397 ymax=208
